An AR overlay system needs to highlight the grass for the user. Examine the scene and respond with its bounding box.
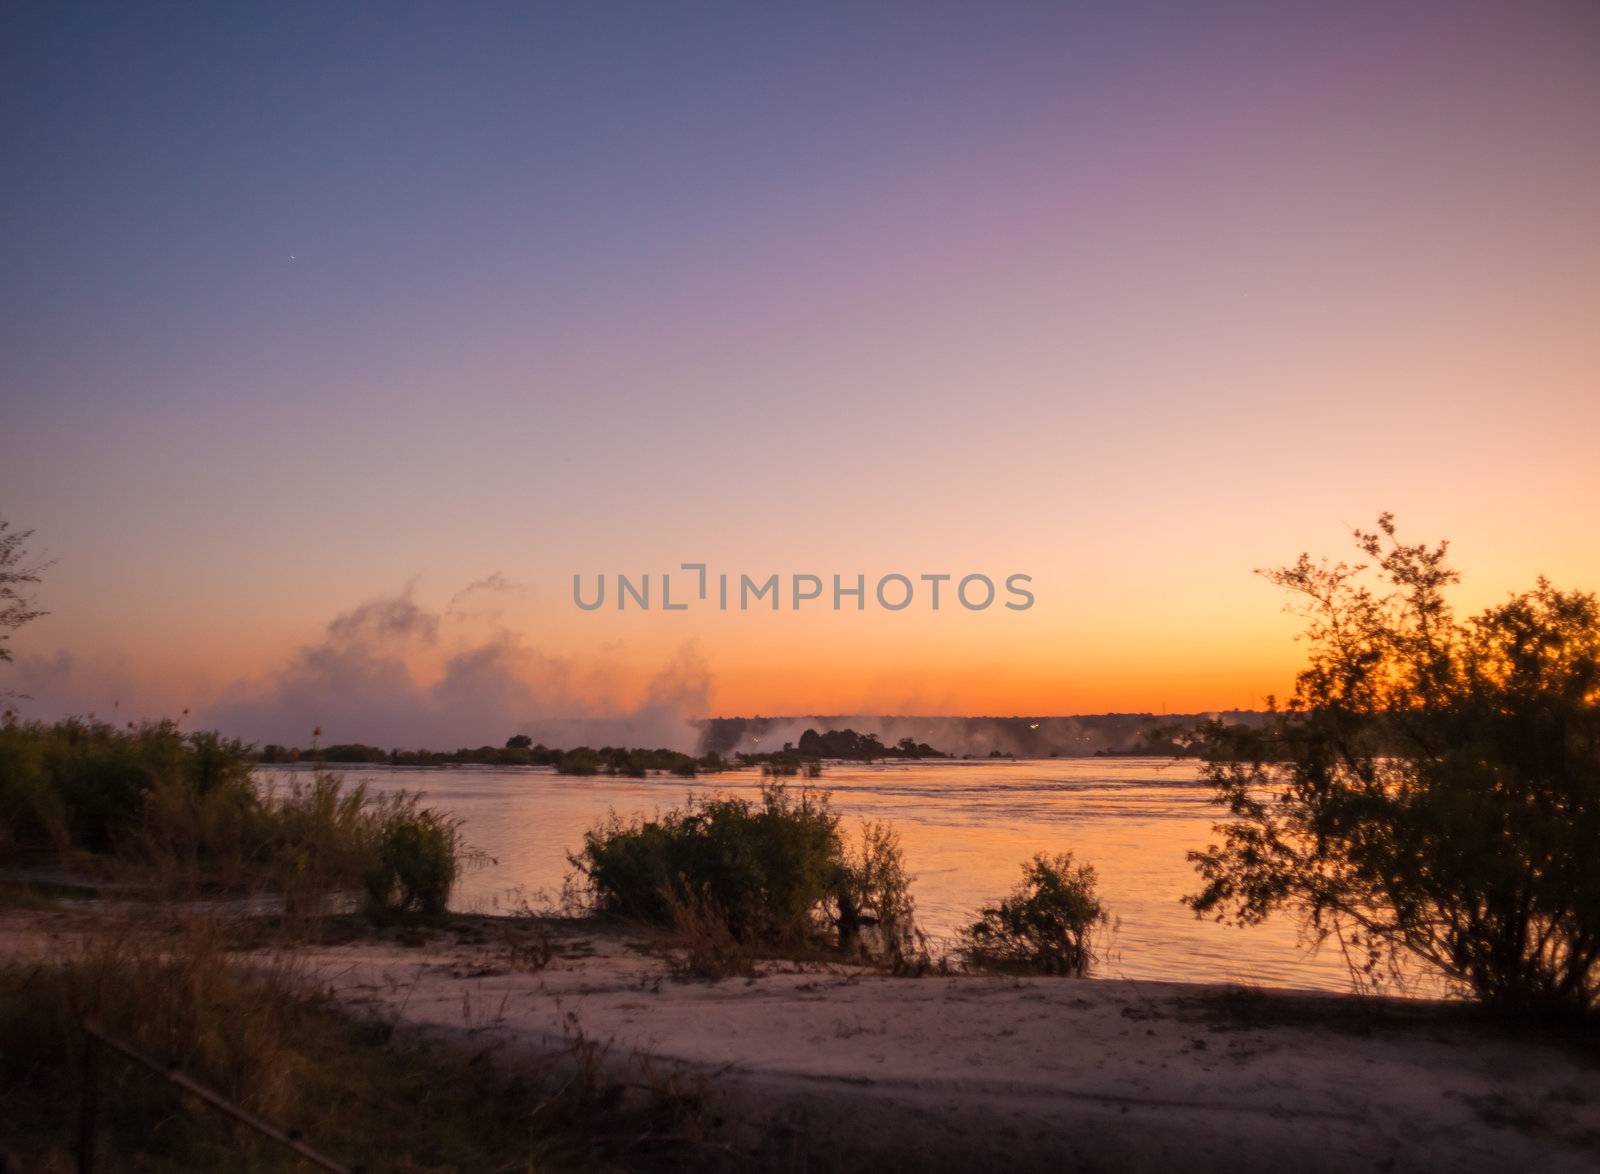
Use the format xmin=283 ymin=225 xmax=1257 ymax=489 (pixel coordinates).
xmin=0 ymin=911 xmax=729 ymax=1172
xmin=0 ymin=718 xmax=466 ymax=917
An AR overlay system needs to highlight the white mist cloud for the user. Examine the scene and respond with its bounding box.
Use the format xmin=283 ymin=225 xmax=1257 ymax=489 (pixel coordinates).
xmin=199 ymin=581 xmax=708 ymax=750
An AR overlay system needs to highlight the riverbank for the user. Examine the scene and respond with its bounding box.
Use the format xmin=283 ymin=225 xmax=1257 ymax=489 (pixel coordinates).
xmin=6 ymin=904 xmax=1595 ymax=1171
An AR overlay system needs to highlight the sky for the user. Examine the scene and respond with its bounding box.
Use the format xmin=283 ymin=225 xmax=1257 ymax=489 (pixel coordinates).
xmin=3 ymin=1 xmax=1598 ymax=748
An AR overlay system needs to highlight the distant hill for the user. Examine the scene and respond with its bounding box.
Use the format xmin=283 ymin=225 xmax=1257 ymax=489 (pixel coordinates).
xmin=695 ymin=712 xmax=1269 ymax=759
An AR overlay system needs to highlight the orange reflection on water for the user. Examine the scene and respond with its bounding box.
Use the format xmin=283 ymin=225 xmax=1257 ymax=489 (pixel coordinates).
xmin=273 ymin=758 xmax=1429 ymax=994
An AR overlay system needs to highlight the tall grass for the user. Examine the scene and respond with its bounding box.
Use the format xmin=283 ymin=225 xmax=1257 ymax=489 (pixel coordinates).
xmin=0 ymin=717 xmax=462 ymax=915
xmin=0 ymin=913 xmax=718 ymax=1170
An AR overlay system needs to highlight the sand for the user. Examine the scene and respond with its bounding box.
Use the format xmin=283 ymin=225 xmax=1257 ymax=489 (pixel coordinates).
xmin=289 ymin=920 xmax=1600 ymax=1172
xmin=3 ymin=905 xmax=1594 ymax=1170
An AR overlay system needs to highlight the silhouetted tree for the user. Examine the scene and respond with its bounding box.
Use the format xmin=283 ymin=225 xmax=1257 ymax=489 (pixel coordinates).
xmin=0 ymin=518 xmax=46 ymax=666
xmin=1188 ymin=515 xmax=1600 ymax=1015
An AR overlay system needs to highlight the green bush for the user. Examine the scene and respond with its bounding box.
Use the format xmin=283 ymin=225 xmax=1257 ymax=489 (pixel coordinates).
xmin=959 ymin=853 xmax=1107 ymax=976
xmin=363 ymin=800 xmax=462 ymax=915
xmin=0 ymin=719 xmax=257 ymax=857
xmin=571 ymin=784 xmax=915 ymax=955
xmin=0 ymin=717 xmax=463 ymax=915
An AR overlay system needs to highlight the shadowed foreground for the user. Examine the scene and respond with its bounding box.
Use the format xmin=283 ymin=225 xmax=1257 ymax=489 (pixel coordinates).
xmin=299 ymin=919 xmax=1599 ymax=1173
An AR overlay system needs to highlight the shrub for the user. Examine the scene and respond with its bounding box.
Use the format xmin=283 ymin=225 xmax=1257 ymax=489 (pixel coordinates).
xmin=0 ymin=718 xmax=258 ymax=858
xmin=959 ymin=853 xmax=1107 ymax=976
xmin=836 ymin=820 xmax=917 ymax=959
xmin=572 ymin=785 xmax=916 ymax=958
xmin=0 ymin=717 xmax=464 ymax=915
xmin=573 ymin=785 xmax=838 ymax=944
xmin=1187 ymin=516 xmax=1600 ymax=1015
xmin=363 ymin=799 xmax=462 ymax=915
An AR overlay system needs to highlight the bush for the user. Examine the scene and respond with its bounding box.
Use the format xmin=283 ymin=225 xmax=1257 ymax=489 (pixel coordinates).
xmin=836 ymin=820 xmax=917 ymax=959
xmin=1187 ymin=516 xmax=1600 ymax=1015
xmin=959 ymin=853 xmax=1107 ymax=976
xmin=571 ymin=785 xmax=916 ymax=957
xmin=0 ymin=717 xmax=464 ymax=915
xmin=363 ymin=800 xmax=462 ymax=915
xmin=573 ymin=784 xmax=838 ymax=944
xmin=0 ymin=718 xmax=256 ymax=856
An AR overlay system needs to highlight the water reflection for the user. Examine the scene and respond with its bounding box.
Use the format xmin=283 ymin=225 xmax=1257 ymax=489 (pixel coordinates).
xmin=264 ymin=758 xmax=1371 ymax=994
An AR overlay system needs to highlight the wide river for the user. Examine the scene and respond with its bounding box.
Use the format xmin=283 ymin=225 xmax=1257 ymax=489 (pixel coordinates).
xmin=266 ymin=757 xmax=1363 ymax=994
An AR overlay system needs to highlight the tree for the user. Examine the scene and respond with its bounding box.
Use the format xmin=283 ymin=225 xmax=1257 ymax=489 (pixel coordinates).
xmin=1187 ymin=515 xmax=1600 ymax=1015
xmin=0 ymin=518 xmax=46 ymax=668
xmin=505 ymin=734 xmax=532 ymax=750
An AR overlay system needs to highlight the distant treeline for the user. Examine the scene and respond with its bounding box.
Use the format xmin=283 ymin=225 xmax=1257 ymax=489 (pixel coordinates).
xmin=255 ymin=720 xmax=1217 ymax=773
xmin=255 ymin=726 xmax=951 ymax=776
xmin=257 ymin=739 xmax=730 ymax=777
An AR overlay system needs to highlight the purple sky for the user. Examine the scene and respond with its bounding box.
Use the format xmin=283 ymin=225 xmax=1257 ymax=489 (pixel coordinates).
xmin=4 ymin=2 xmax=1598 ymax=745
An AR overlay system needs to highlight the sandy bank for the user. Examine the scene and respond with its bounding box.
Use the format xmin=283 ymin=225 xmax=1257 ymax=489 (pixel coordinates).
xmin=286 ymin=919 xmax=1599 ymax=1172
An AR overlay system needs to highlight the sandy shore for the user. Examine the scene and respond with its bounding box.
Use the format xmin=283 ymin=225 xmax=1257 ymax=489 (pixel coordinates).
xmin=277 ymin=918 xmax=1598 ymax=1172
xmin=4 ymin=906 xmax=1595 ymax=1171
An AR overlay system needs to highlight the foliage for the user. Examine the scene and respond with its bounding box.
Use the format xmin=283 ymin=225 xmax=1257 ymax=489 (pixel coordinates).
xmin=0 ymin=919 xmax=716 ymax=1170
xmin=1187 ymin=515 xmax=1600 ymax=1015
xmin=0 ymin=517 xmax=46 ymax=667
xmin=255 ymin=739 xmax=727 ymax=775
xmin=795 ymin=728 xmax=944 ymax=760
xmin=0 ymin=717 xmax=463 ymax=914
xmin=571 ymin=784 xmax=917 ymax=958
xmin=836 ymin=820 xmax=917 ymax=959
xmin=556 ymin=747 xmax=602 ymax=776
xmin=250 ymin=772 xmax=380 ymax=909
xmin=0 ymin=718 xmax=254 ymax=855
xmin=363 ymin=801 xmax=461 ymax=914
xmin=958 ymin=853 xmax=1107 ymax=976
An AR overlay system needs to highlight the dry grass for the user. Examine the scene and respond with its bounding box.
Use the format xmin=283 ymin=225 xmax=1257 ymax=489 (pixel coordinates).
xmin=661 ymin=889 xmax=758 ymax=981
xmin=0 ymin=909 xmax=737 ymax=1171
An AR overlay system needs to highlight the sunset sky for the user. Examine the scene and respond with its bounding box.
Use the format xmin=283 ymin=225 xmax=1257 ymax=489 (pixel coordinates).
xmin=4 ymin=2 xmax=1598 ymax=746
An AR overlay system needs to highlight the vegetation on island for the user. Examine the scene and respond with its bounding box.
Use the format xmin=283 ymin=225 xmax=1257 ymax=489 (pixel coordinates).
xmin=700 ymin=713 xmax=1271 ymax=760
xmin=257 ymin=738 xmax=730 ymax=777
xmin=795 ymin=727 xmax=944 ymax=760
xmin=253 ymin=725 xmax=945 ymax=779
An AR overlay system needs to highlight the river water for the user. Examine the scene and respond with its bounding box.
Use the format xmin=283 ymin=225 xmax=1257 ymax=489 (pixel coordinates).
xmin=265 ymin=757 xmax=1365 ymax=993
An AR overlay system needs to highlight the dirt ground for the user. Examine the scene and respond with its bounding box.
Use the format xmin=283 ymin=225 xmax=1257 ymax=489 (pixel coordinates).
xmin=283 ymin=917 xmax=1600 ymax=1173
